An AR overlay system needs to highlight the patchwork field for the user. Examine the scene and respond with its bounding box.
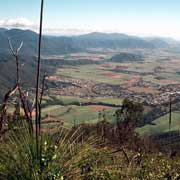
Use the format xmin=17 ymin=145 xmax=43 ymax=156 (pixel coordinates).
xmin=42 ymin=48 xmax=180 ymax=134
xmin=41 ymin=104 xmax=117 ymax=128
xmin=56 ymin=64 xmax=132 ymax=85
xmin=54 ymin=51 xmax=180 ymax=87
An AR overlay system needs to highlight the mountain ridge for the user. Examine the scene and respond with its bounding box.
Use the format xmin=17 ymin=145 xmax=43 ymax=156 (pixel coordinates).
xmin=0 ymin=28 xmax=176 ymax=56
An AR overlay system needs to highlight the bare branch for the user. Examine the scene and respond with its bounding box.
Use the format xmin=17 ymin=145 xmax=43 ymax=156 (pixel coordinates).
xmin=2 ymin=85 xmax=18 ymax=110
xmin=8 ymin=38 xmax=23 ymax=56
xmin=31 ymin=98 xmax=36 ymax=111
xmin=16 ymin=41 xmax=24 ymax=55
xmin=0 ymin=85 xmax=18 ymax=131
xmin=110 ymin=147 xmax=130 ymax=165
xmin=2 ymin=28 xmax=32 ymax=134
xmin=6 ymin=85 xmax=18 ymax=98
xmin=18 ymin=87 xmax=33 ymax=133
xmin=8 ymin=38 xmax=23 ymax=85
xmin=8 ymin=38 xmax=16 ymax=56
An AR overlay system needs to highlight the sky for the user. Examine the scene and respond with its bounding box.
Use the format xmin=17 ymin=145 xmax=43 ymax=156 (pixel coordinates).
xmin=0 ymin=0 xmax=180 ymax=39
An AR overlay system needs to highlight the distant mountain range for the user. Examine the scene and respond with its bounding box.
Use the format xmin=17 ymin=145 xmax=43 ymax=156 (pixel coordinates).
xmin=0 ymin=28 xmax=180 ymax=100
xmin=0 ymin=28 xmax=179 ymax=56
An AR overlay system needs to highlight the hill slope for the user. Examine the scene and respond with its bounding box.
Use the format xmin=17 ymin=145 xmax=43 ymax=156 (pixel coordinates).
xmin=0 ymin=29 xmax=172 ymax=56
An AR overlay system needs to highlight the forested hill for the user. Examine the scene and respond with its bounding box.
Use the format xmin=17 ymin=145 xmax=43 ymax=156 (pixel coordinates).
xmin=0 ymin=28 xmax=174 ymax=56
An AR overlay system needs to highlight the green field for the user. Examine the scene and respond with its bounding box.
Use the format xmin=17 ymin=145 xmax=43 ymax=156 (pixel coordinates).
xmin=94 ymin=97 xmax=123 ymax=105
xmin=56 ymin=59 xmax=180 ymax=86
xmin=41 ymin=104 xmax=117 ymax=128
xmin=42 ymin=96 xmax=86 ymax=105
xmin=56 ymin=64 xmax=132 ymax=85
xmin=42 ymin=50 xmax=180 ymax=133
xmin=137 ymin=111 xmax=180 ymax=136
xmin=43 ymin=95 xmax=123 ymax=106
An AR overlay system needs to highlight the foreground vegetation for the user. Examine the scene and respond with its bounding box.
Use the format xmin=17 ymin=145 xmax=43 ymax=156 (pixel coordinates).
xmin=1 ymin=93 xmax=180 ymax=179
xmin=1 ymin=118 xmax=180 ymax=180
xmin=1 ymin=1 xmax=180 ymax=179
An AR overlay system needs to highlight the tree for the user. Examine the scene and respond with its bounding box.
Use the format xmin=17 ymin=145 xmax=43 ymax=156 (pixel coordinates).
xmin=114 ymin=98 xmax=144 ymax=145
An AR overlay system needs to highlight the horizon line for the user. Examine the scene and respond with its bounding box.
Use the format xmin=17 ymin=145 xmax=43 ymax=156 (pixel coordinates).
xmin=1 ymin=26 xmax=180 ymax=41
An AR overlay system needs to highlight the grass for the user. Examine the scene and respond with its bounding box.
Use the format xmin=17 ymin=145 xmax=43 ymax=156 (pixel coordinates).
xmin=56 ymin=64 xmax=132 ymax=85
xmin=35 ymin=95 xmax=122 ymax=129
xmin=41 ymin=95 xmax=121 ymax=128
xmin=41 ymin=105 xmax=117 ymax=128
xmin=55 ymin=58 xmax=180 ymax=87
xmin=137 ymin=111 xmax=180 ymax=136
xmin=42 ymin=95 xmax=122 ymax=106
xmin=3 ymin=119 xmax=180 ymax=180
xmin=55 ymin=96 xmax=85 ymax=104
xmin=94 ymin=97 xmax=123 ymax=105
xmin=0 ymin=120 xmax=117 ymax=180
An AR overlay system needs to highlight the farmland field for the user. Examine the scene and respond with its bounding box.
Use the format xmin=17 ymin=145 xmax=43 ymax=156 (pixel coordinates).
xmin=41 ymin=104 xmax=117 ymax=128
xmin=41 ymin=95 xmax=121 ymax=128
xmin=53 ymin=51 xmax=180 ymax=88
xmin=41 ymin=48 xmax=180 ymax=134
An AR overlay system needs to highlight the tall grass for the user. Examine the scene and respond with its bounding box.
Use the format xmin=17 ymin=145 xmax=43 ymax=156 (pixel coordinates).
xmin=0 ymin=120 xmax=117 ymax=179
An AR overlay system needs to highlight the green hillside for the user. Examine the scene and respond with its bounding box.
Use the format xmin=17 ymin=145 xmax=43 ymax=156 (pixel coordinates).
xmin=137 ymin=111 xmax=180 ymax=136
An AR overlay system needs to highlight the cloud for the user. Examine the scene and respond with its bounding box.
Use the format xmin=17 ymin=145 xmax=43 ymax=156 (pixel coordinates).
xmin=0 ymin=18 xmax=91 ymax=36
xmin=43 ymin=28 xmax=93 ymax=36
xmin=0 ymin=18 xmax=35 ymax=28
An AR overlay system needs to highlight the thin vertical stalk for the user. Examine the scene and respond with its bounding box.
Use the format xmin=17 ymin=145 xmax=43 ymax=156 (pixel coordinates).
xmin=39 ymin=72 xmax=46 ymax=174
xmin=169 ymin=95 xmax=172 ymax=132
xmin=15 ymin=55 xmax=20 ymax=85
xmin=35 ymin=0 xmax=44 ymax=158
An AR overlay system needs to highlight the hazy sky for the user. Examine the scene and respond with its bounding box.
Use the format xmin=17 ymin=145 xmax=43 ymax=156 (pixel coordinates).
xmin=1 ymin=0 xmax=180 ymax=38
